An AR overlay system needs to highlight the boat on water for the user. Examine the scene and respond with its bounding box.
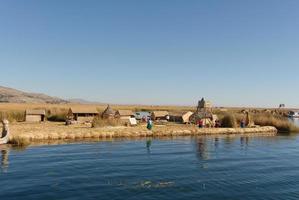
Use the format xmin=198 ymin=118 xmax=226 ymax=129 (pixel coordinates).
xmin=0 ymin=120 xmax=9 ymax=145
xmin=288 ymin=110 xmax=299 ymax=118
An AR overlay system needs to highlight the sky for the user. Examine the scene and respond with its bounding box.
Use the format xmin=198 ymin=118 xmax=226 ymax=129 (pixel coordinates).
xmin=0 ymin=0 xmax=299 ymax=107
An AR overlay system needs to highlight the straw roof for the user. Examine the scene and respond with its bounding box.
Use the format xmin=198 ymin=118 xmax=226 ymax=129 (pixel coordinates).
xmin=102 ymin=105 xmax=115 ymax=116
xmin=69 ymin=107 xmax=98 ymax=114
xmin=116 ymin=110 xmax=134 ymax=116
xmin=169 ymin=111 xmax=193 ymax=117
xmin=151 ymin=111 xmax=169 ymax=118
xmin=26 ymin=109 xmax=46 ymax=115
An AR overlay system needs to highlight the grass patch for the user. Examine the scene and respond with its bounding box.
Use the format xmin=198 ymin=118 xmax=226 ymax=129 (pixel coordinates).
xmin=220 ymin=113 xmax=238 ymax=128
xmin=0 ymin=111 xmax=25 ymax=122
xmin=252 ymin=113 xmax=299 ymax=133
xmin=47 ymin=108 xmax=68 ymax=122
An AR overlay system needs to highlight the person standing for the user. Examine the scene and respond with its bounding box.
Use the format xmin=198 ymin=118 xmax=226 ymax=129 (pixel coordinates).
xmin=198 ymin=119 xmax=203 ymax=128
xmin=240 ymin=119 xmax=245 ymax=128
xmin=147 ymin=118 xmax=153 ymax=130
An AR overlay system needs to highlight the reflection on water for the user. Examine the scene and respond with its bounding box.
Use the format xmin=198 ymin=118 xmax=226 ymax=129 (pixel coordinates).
xmin=146 ymin=139 xmax=152 ymax=154
xmin=195 ymin=136 xmax=252 ymax=161
xmin=1 ymin=148 xmax=9 ymax=172
xmin=196 ymin=138 xmax=209 ymax=160
xmin=240 ymin=136 xmax=250 ymax=148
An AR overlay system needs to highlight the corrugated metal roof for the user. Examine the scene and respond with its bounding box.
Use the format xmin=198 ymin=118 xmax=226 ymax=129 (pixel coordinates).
xmin=26 ymin=109 xmax=46 ymax=115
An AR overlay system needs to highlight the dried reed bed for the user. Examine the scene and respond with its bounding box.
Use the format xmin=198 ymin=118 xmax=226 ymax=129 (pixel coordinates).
xmin=8 ymin=122 xmax=277 ymax=144
xmin=217 ymin=111 xmax=299 ymax=133
xmin=0 ymin=103 xmax=195 ymax=112
xmin=252 ymin=113 xmax=299 ymax=133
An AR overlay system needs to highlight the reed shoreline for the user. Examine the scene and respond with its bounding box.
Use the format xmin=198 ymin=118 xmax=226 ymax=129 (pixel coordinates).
xmin=8 ymin=122 xmax=277 ymax=145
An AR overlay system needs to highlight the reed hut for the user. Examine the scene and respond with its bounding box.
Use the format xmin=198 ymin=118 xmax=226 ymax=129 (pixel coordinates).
xmin=115 ymin=110 xmax=137 ymax=125
xmin=151 ymin=111 xmax=169 ymax=121
xmin=169 ymin=111 xmax=193 ymax=124
xmin=102 ymin=105 xmax=116 ymax=119
xmin=115 ymin=110 xmax=135 ymax=120
xmin=68 ymin=107 xmax=99 ymax=122
xmin=25 ymin=109 xmax=46 ymax=122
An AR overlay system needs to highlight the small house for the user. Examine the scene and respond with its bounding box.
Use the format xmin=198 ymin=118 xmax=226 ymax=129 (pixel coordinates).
xmin=68 ymin=107 xmax=99 ymax=122
xmin=115 ymin=110 xmax=135 ymax=120
xmin=169 ymin=111 xmax=193 ymax=124
xmin=151 ymin=111 xmax=169 ymax=121
xmin=25 ymin=109 xmax=46 ymax=122
xmin=115 ymin=110 xmax=137 ymax=125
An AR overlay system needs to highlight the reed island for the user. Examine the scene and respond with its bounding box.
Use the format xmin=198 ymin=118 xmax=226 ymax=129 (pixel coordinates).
xmin=1 ymin=98 xmax=298 ymax=146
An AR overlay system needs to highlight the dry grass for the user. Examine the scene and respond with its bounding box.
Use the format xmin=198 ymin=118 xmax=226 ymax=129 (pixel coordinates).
xmin=9 ymin=136 xmax=30 ymax=147
xmin=252 ymin=113 xmax=299 ymax=133
xmin=47 ymin=107 xmax=68 ymax=122
xmin=92 ymin=117 xmax=122 ymax=128
xmin=220 ymin=113 xmax=238 ymax=128
xmin=217 ymin=111 xmax=299 ymax=133
xmin=0 ymin=103 xmax=195 ymax=112
xmin=0 ymin=111 xmax=25 ymax=122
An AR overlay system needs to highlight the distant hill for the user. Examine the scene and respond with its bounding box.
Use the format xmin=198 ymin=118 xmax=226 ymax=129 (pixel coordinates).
xmin=0 ymin=86 xmax=68 ymax=104
xmin=68 ymin=98 xmax=105 ymax=105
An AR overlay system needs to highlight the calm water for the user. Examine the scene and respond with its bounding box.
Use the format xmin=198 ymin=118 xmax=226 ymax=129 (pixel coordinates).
xmin=1 ymin=134 xmax=299 ymax=200
xmin=1 ymin=120 xmax=299 ymax=200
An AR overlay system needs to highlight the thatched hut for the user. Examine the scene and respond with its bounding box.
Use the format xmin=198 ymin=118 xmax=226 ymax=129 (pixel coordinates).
xmin=115 ymin=110 xmax=137 ymax=125
xmin=25 ymin=109 xmax=46 ymax=122
xmin=102 ymin=105 xmax=116 ymax=119
xmin=169 ymin=111 xmax=193 ymax=123
xmin=115 ymin=110 xmax=135 ymax=120
xmin=151 ymin=111 xmax=169 ymax=121
xmin=68 ymin=108 xmax=99 ymax=122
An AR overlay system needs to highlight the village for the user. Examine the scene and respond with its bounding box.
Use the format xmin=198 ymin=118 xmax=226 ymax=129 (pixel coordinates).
xmin=22 ymin=98 xmax=238 ymax=128
xmin=0 ymin=98 xmax=284 ymax=146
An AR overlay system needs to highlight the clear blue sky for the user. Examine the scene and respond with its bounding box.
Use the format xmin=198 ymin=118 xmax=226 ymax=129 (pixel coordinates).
xmin=0 ymin=0 xmax=298 ymax=107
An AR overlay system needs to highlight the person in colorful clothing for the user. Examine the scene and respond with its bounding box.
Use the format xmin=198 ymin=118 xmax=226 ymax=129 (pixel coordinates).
xmin=147 ymin=118 xmax=153 ymax=130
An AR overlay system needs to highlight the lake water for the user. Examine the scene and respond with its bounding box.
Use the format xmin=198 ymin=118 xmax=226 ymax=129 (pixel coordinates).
xmin=1 ymin=133 xmax=299 ymax=200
